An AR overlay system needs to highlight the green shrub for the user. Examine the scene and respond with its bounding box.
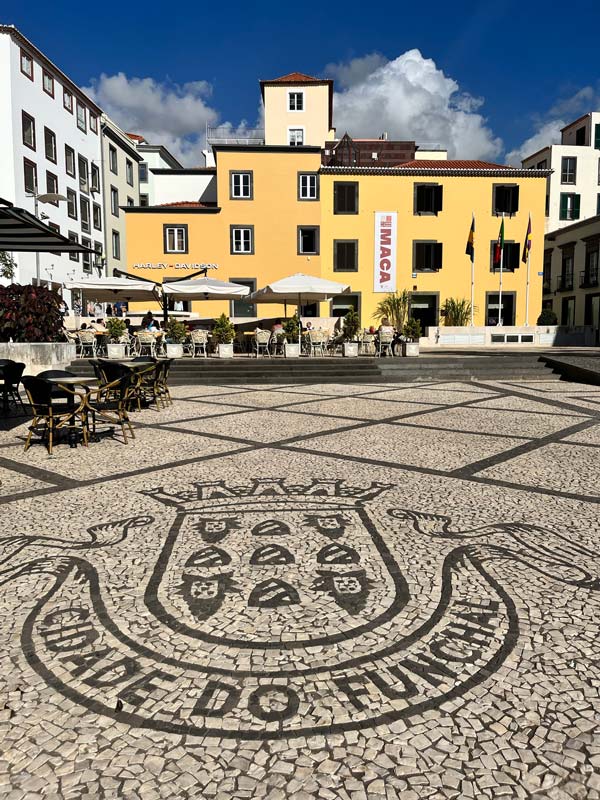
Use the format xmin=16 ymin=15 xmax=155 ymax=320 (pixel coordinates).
xmin=283 ymin=314 xmax=300 ymax=341
xmin=442 ymin=297 xmax=473 ymax=326
xmin=212 ymin=313 xmax=236 ymax=344
xmin=343 ymin=309 xmax=361 ymax=341
xmin=374 ymin=290 xmax=409 ymax=330
xmin=106 ymin=317 xmax=127 ymax=341
xmin=403 ymin=318 xmax=422 ymax=342
xmin=0 ymin=283 xmax=63 ymax=342
xmin=537 ymin=308 xmax=558 ymax=325
xmin=165 ymin=317 xmax=187 ymax=343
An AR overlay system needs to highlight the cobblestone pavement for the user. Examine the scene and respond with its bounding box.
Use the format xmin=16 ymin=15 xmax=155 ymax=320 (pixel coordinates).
xmin=1 ymin=379 xmax=599 ymax=799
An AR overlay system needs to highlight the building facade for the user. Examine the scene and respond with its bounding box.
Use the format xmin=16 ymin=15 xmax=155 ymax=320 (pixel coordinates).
xmin=129 ymin=139 xmax=184 ymax=206
xmin=0 ymin=24 xmax=103 ymax=299
xmin=123 ymin=72 xmax=548 ymax=329
xmin=542 ymin=214 xmax=600 ymax=339
xmin=522 ymin=112 xmax=600 ymax=233
xmin=100 ymin=116 xmax=142 ymax=276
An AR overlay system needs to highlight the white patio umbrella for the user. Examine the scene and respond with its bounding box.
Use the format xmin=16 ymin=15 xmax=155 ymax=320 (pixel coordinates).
xmin=161 ymin=276 xmax=250 ymax=301
xmin=64 ymin=276 xmax=160 ymax=303
xmin=249 ymin=273 xmax=351 ymax=347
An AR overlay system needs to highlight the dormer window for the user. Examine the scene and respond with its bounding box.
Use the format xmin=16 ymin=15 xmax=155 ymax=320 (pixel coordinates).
xmin=289 ymin=91 xmax=304 ymax=111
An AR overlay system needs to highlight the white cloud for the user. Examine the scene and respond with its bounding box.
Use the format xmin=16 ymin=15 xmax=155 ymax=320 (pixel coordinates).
xmin=328 ymin=49 xmax=503 ymax=161
xmin=83 ymin=73 xmax=256 ymax=166
xmin=505 ymin=85 xmax=600 ymax=165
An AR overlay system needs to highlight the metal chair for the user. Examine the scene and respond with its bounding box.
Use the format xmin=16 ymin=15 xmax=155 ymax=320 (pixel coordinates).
xmin=136 ymin=331 xmax=156 ymax=358
xmin=270 ymin=332 xmax=286 ymax=356
xmin=308 ymin=330 xmax=326 ymax=357
xmin=376 ymin=331 xmax=394 ymax=357
xmin=360 ymin=333 xmax=375 ymax=355
xmin=76 ymin=330 xmax=97 ymax=358
xmin=253 ymin=330 xmax=271 ymax=357
xmin=190 ymin=329 xmax=209 ymax=358
xmin=87 ymin=373 xmax=136 ymax=443
xmin=0 ymin=361 xmax=26 ymax=414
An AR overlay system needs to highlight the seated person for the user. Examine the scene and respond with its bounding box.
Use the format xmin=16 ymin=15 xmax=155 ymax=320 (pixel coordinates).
xmin=271 ymin=319 xmax=284 ymax=333
xmin=378 ymin=317 xmax=395 ymax=335
xmin=124 ymin=318 xmax=132 ymax=334
xmin=79 ymin=322 xmax=88 ymax=330
xmin=90 ymin=318 xmax=107 ymax=332
xmin=140 ymin=311 xmax=155 ymax=330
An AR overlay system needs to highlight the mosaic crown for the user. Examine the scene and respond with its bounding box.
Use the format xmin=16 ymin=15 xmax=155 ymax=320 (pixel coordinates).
xmin=141 ymin=479 xmax=391 ymax=510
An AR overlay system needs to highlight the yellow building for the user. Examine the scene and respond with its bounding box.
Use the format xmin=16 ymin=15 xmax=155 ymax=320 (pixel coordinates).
xmin=124 ymin=72 xmax=549 ymax=330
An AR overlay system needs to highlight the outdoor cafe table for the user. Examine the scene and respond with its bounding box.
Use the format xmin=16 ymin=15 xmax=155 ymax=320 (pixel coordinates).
xmin=46 ymin=376 xmax=98 ymax=447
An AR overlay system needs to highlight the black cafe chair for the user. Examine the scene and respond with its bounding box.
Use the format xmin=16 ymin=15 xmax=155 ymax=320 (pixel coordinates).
xmin=22 ymin=375 xmax=88 ymax=454
xmin=0 ymin=361 xmax=26 ymax=414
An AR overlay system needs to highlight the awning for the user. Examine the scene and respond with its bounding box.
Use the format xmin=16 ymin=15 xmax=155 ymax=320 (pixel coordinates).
xmin=64 ymin=277 xmax=159 ymax=302
xmin=162 ymin=277 xmax=250 ymax=300
xmin=0 ymin=203 xmax=93 ymax=253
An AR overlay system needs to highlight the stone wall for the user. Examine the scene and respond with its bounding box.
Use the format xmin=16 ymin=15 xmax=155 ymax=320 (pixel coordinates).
xmin=0 ymin=343 xmax=77 ymax=375
xmin=421 ymin=325 xmax=596 ymax=347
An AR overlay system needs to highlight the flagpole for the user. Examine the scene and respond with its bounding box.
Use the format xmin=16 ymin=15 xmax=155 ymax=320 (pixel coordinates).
xmin=525 ymin=214 xmax=531 ymax=327
xmin=498 ymin=212 xmax=504 ymax=326
xmin=470 ymin=213 xmax=475 ymax=326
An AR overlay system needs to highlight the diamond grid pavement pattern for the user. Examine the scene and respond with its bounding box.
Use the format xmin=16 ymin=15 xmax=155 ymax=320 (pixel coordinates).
xmin=0 ymin=379 xmax=599 ymax=799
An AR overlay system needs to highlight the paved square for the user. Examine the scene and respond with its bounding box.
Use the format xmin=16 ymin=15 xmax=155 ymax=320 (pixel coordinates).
xmin=1 ymin=379 xmax=599 ymax=799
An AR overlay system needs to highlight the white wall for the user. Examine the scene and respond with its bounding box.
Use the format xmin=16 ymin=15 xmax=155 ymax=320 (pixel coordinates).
xmin=152 ymin=173 xmax=216 ymax=205
xmin=0 ymin=30 xmax=103 ymax=302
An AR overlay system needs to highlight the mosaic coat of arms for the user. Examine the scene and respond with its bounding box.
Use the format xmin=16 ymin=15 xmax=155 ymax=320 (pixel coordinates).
xmin=1 ymin=479 xmax=598 ymax=739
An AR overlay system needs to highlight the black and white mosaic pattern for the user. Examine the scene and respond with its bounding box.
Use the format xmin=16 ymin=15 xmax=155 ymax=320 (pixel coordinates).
xmin=1 ymin=379 xmax=600 ymax=798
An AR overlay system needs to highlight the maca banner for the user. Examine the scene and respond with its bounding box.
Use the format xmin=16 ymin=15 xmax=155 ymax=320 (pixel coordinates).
xmin=373 ymin=212 xmax=397 ymax=293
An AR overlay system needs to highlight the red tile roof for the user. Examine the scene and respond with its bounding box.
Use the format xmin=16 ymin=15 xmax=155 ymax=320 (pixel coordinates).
xmin=269 ymin=72 xmax=320 ymax=83
xmin=126 ymin=132 xmax=146 ymax=142
xmin=157 ymin=201 xmax=216 ymax=208
xmin=397 ymin=160 xmax=514 ymax=169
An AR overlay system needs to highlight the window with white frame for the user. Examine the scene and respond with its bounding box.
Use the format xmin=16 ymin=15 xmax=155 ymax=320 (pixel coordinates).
xmin=230 ymin=226 xmax=254 ymax=254
xmin=230 ymin=171 xmax=253 ymax=199
xmin=81 ymin=236 xmax=92 ymax=272
xmin=80 ymin=197 xmax=90 ymax=232
xmin=68 ymin=231 xmax=79 ymax=262
xmin=90 ymin=114 xmax=98 ymax=133
xmin=91 ymin=163 xmax=100 ymax=193
xmin=65 ymin=145 xmax=75 ymax=176
xmin=289 ymin=128 xmax=304 ymax=146
xmin=44 ymin=127 xmax=57 ymax=163
xmin=63 ymin=89 xmax=73 ymax=113
xmin=22 ymin=112 xmax=35 ymax=150
xmin=298 ymin=226 xmax=319 ymax=255
xmin=112 ymin=230 xmax=120 ymax=259
xmin=67 ymin=188 xmax=77 ymax=219
xmin=109 ymin=145 xmax=117 ymax=174
xmin=140 ymin=194 xmax=149 ymax=207
xmin=78 ymin=155 xmax=89 ymax=193
xmin=76 ymin=101 xmax=86 ymax=132
xmin=93 ymin=203 xmax=102 ymax=230
xmin=139 ymin=162 xmax=148 ymax=182
xmin=289 ymin=91 xmax=304 ymax=111
xmin=298 ymin=172 xmax=319 ymax=200
xmin=46 ymin=171 xmax=58 ymax=203
xmin=163 ymin=225 xmax=188 ymax=253
xmin=126 ymin=159 xmax=133 ymax=186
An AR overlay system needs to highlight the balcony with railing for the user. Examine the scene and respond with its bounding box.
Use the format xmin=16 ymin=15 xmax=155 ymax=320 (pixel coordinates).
xmin=206 ymin=126 xmax=265 ymax=146
xmin=580 ymin=266 xmax=599 ymax=288
xmin=556 ymin=273 xmax=574 ymax=292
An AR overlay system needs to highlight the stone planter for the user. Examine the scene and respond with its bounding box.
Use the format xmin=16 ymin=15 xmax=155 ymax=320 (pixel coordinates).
xmin=165 ymin=343 xmax=184 ymax=358
xmin=0 ymin=342 xmax=76 ymax=375
xmin=217 ymin=343 xmax=234 ymax=359
xmin=285 ymin=343 xmax=300 ymax=358
xmin=106 ymin=343 xmax=126 ymax=359
xmin=343 ymin=342 xmax=359 ymax=358
xmin=403 ymin=341 xmax=420 ymax=357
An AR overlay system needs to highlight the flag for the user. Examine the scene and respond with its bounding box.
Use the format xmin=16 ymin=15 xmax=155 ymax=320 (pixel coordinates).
xmin=521 ymin=215 xmax=532 ymax=264
xmin=493 ymin=217 xmax=505 ymax=266
xmin=465 ymin=216 xmax=475 ymax=263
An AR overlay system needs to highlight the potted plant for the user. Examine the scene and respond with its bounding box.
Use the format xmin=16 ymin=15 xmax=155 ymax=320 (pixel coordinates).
xmin=283 ymin=315 xmax=300 ymax=357
xmin=342 ymin=309 xmax=361 ymax=357
xmin=212 ymin=313 xmax=236 ymax=358
xmin=402 ymin=318 xmax=422 ymax=357
xmin=105 ymin=317 xmax=127 ymax=358
xmin=164 ymin=317 xmax=187 ymax=358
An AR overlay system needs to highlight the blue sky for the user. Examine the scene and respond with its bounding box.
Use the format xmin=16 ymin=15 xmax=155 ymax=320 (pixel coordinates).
xmin=9 ymin=0 xmax=600 ymax=164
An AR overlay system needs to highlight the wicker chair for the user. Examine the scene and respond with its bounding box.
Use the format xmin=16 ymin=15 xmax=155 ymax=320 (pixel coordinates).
xmin=76 ymin=330 xmax=97 ymax=358
xmin=190 ymin=329 xmax=209 ymax=358
xmin=270 ymin=332 xmax=286 ymax=357
xmin=307 ymin=330 xmax=326 ymax=357
xmin=360 ymin=332 xmax=376 ymax=355
xmin=22 ymin=375 xmax=88 ymax=454
xmin=253 ymin=330 xmax=271 ymax=357
xmin=87 ymin=373 xmax=136 ymax=444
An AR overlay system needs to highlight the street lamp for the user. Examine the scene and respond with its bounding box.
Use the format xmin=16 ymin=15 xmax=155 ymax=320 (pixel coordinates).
xmin=25 ymin=187 xmax=67 ymax=284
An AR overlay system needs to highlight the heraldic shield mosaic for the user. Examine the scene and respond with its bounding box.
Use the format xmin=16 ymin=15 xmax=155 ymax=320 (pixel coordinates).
xmin=1 ymin=479 xmax=599 ymax=740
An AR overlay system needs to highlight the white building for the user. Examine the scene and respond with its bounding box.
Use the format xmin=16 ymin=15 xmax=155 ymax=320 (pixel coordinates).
xmin=100 ymin=116 xmax=142 ymax=276
xmin=522 ymin=112 xmax=600 ymax=232
xmin=0 ymin=24 xmax=104 ymax=302
xmin=126 ymin=137 xmax=183 ymax=206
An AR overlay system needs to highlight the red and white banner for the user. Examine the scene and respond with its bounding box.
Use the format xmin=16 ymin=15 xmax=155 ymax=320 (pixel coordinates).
xmin=373 ymin=212 xmax=397 ymax=293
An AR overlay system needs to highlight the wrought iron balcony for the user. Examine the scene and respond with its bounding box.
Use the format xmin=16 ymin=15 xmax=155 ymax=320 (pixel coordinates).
xmin=580 ymin=267 xmax=599 ymax=288
xmin=556 ymin=274 xmax=574 ymax=292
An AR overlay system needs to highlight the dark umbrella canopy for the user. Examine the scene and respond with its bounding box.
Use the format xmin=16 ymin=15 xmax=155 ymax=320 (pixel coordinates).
xmin=0 ymin=204 xmax=93 ymax=253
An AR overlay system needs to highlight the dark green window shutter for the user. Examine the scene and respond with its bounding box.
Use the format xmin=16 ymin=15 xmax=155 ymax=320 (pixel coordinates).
xmin=415 ymin=185 xmax=426 ymax=213
xmin=494 ymin=185 xmax=506 ymax=213
xmin=509 ymin=186 xmax=519 ymax=214
xmin=434 ymin=185 xmax=443 ymax=214
xmin=434 ymin=242 xmax=443 ymax=269
xmin=573 ymin=194 xmax=581 ymax=220
xmin=414 ymin=242 xmax=424 ymax=270
xmin=595 ymin=124 xmax=600 ymax=150
xmin=559 ymin=194 xmax=568 ymax=220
